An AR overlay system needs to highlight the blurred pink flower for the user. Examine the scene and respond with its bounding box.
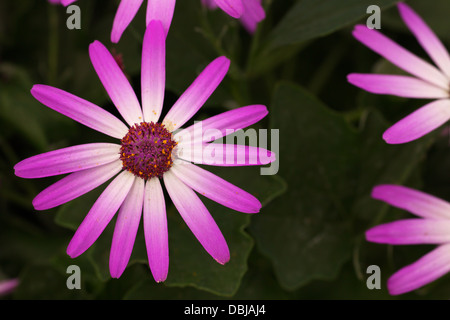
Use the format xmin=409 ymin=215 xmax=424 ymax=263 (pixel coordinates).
xmin=201 ymin=0 xmax=265 ymax=33
xmin=57 ymin=0 xmax=175 ymax=43
xmin=348 ymin=3 xmax=450 ymax=144
xmin=367 ymin=184 xmax=450 ymax=295
xmin=57 ymin=0 xmax=265 ymax=39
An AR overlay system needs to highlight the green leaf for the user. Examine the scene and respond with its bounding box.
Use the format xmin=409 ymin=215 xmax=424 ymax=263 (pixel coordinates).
xmin=266 ymin=0 xmax=399 ymax=49
xmin=249 ymin=0 xmax=400 ymax=76
xmin=251 ymin=82 xmax=357 ymax=290
xmin=0 ymin=64 xmax=48 ymax=151
xmin=250 ymin=82 xmax=434 ymax=291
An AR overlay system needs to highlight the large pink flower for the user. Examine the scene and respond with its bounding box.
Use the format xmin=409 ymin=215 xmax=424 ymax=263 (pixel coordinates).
xmin=14 ymin=20 xmax=274 ymax=282
xmin=201 ymin=0 xmax=266 ymax=33
xmin=347 ymin=3 xmax=450 ymax=144
xmin=367 ymin=185 xmax=450 ymax=295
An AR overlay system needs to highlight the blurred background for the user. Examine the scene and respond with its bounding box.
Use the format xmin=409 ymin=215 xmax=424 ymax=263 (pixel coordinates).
xmin=1 ymin=0 xmax=450 ymax=300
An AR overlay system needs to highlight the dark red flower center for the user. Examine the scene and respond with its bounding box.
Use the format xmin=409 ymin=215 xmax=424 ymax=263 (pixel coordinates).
xmin=120 ymin=122 xmax=177 ymax=180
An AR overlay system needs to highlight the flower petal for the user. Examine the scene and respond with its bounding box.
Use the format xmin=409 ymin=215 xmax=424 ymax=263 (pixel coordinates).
xmin=163 ymin=56 xmax=230 ymax=132
xmin=175 ymin=105 xmax=268 ymax=146
xmin=202 ymin=0 xmax=218 ymax=9
xmin=32 ymin=160 xmax=123 ymax=211
xmin=89 ymin=40 xmax=143 ymax=126
xmin=387 ymin=243 xmax=450 ymax=295
xmin=109 ymin=177 xmax=144 ymax=278
xmin=0 ymin=279 xmax=19 ymax=296
xmin=214 ymin=0 xmax=243 ymax=18
xmin=14 ymin=143 xmax=120 ymax=179
xmin=371 ymin=184 xmax=450 ymax=220
xmin=111 ymin=0 xmax=144 ymax=43
xmin=30 ymin=85 xmax=128 ymax=139
xmin=171 ymin=162 xmax=261 ymax=213
xmin=177 ymin=144 xmax=275 ymax=166
xmin=398 ymin=3 xmax=450 ymax=79
xmin=366 ymin=219 xmax=450 ymax=245
xmin=240 ymin=0 xmax=265 ymax=34
xmin=347 ymin=74 xmax=448 ymax=99
xmin=352 ymin=24 xmax=448 ymax=89
xmin=61 ymin=0 xmax=77 ymax=5
xmin=141 ymin=20 xmax=166 ymax=123
xmin=163 ymin=170 xmax=230 ymax=264
xmin=146 ymin=0 xmax=176 ymax=36
xmin=67 ymin=170 xmax=135 ymax=258
xmin=143 ymin=178 xmax=168 ymax=282
xmin=383 ymin=99 xmax=450 ymax=144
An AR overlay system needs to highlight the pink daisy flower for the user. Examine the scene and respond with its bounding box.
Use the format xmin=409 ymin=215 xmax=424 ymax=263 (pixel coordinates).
xmin=14 ymin=20 xmax=274 ymax=282
xmin=201 ymin=0 xmax=266 ymax=34
xmin=367 ymin=184 xmax=450 ymax=295
xmin=347 ymin=3 xmax=450 ymax=144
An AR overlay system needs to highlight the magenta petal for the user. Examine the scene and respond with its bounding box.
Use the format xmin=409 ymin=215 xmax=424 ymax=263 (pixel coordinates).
xmin=366 ymin=219 xmax=450 ymax=245
xmin=163 ymin=56 xmax=230 ymax=131
xmin=109 ymin=178 xmax=144 ymax=279
xmin=146 ymin=0 xmax=176 ymax=36
xmin=352 ymin=24 xmax=448 ymax=89
xmin=202 ymin=0 xmax=218 ymax=9
xmin=89 ymin=40 xmax=143 ymax=126
xmin=347 ymin=74 xmax=448 ymax=99
xmin=240 ymin=0 xmax=265 ymax=34
xmin=383 ymin=99 xmax=450 ymax=144
xmin=141 ymin=20 xmax=166 ymax=123
xmin=371 ymin=185 xmax=450 ymax=220
xmin=171 ymin=162 xmax=261 ymax=213
xmin=214 ymin=0 xmax=243 ymax=18
xmin=175 ymin=104 xmax=268 ymax=146
xmin=67 ymin=171 xmax=135 ymax=258
xmin=0 ymin=279 xmax=19 ymax=296
xmin=387 ymin=243 xmax=450 ymax=295
xmin=14 ymin=143 xmax=120 ymax=179
xmin=32 ymin=160 xmax=123 ymax=211
xmin=143 ymin=178 xmax=169 ymax=282
xmin=397 ymin=3 xmax=450 ymax=79
xmin=110 ymin=0 xmax=144 ymax=43
xmin=61 ymin=0 xmax=77 ymax=5
xmin=163 ymin=170 xmax=230 ymax=264
xmin=178 ymin=143 xmax=275 ymax=166
xmin=31 ymin=85 xmax=128 ymax=139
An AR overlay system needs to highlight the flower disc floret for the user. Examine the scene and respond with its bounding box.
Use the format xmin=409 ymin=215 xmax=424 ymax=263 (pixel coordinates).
xmin=120 ymin=122 xmax=177 ymax=180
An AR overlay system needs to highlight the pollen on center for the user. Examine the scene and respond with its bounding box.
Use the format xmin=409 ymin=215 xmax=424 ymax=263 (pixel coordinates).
xmin=120 ymin=122 xmax=177 ymax=180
